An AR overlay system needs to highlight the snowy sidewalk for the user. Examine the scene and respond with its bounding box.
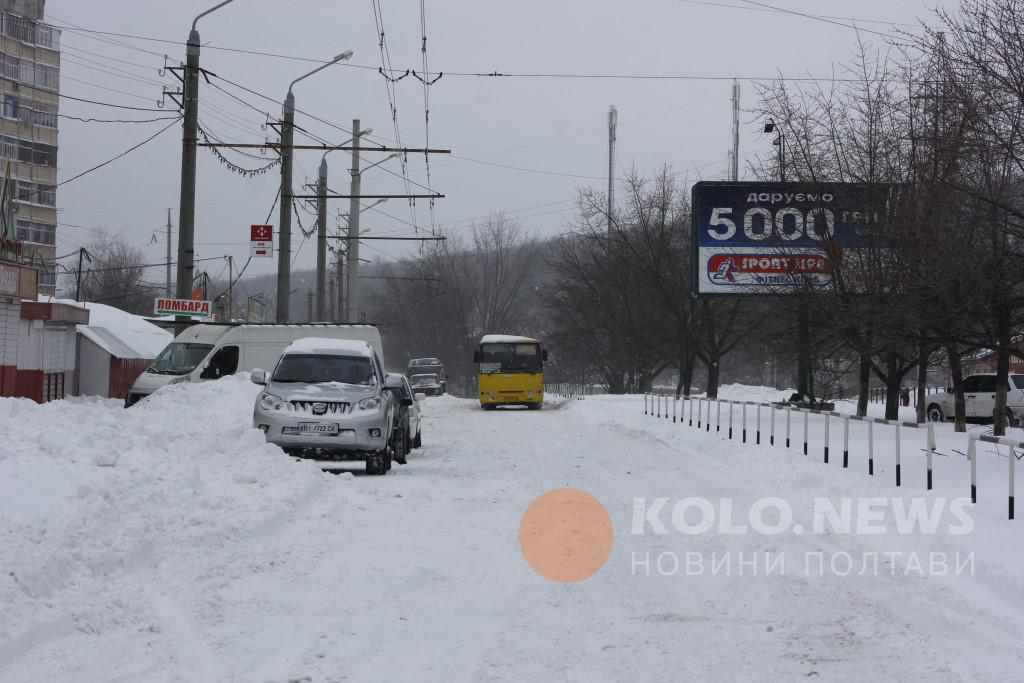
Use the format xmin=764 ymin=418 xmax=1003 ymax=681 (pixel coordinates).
xmin=1 ymin=387 xmax=1022 ymax=681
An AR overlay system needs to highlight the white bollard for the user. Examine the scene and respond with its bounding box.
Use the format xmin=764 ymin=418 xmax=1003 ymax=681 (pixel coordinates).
xmin=968 ymin=435 xmax=976 ymax=503
xmin=868 ymin=420 xmax=875 ymax=476
xmin=1010 ymin=440 xmax=1016 ymax=520
xmin=716 ymin=399 xmax=722 ymax=433
xmin=842 ymin=416 xmax=850 ymax=469
xmin=823 ymin=413 xmax=830 ymax=464
xmin=756 ymin=404 xmax=761 ymax=445
xmin=786 ymin=405 xmax=791 ymax=448
xmin=728 ymin=401 xmax=734 ymax=439
xmin=769 ymin=404 xmax=775 ymax=446
xmin=742 ymin=402 xmax=748 ymax=443
xmin=895 ymin=422 xmax=902 ymax=487
xmin=803 ymin=409 xmax=809 ymax=456
xmin=926 ymin=422 xmax=936 ymax=490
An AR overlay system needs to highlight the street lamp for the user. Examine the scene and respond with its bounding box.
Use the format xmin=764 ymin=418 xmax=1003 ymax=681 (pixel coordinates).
xmin=176 ymin=0 xmax=236 ymax=331
xmin=277 ymin=49 xmax=354 ymax=323
xmin=764 ymin=119 xmax=785 ymax=182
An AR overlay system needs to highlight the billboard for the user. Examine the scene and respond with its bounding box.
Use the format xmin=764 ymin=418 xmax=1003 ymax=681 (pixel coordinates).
xmin=691 ymin=182 xmax=895 ymax=295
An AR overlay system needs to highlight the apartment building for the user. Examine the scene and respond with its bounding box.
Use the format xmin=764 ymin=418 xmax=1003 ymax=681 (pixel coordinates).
xmin=0 ymin=0 xmax=58 ymax=294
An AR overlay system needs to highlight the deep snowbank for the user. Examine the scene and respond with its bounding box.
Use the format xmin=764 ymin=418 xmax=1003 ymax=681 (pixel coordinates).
xmin=0 ymin=374 xmax=328 ymax=649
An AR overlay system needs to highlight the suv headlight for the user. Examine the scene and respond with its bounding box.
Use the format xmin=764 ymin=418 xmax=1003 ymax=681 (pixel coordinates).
xmin=259 ymin=392 xmax=286 ymax=411
xmin=357 ymin=396 xmax=382 ymax=411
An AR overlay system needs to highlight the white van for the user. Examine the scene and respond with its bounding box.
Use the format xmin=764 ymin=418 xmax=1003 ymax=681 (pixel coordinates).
xmin=125 ymin=323 xmax=384 ymax=407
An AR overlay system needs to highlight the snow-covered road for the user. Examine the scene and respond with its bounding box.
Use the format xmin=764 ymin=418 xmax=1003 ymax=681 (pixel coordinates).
xmin=2 ymin=380 xmax=1023 ymax=681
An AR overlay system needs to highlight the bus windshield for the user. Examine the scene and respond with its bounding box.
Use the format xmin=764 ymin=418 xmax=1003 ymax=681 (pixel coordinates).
xmin=147 ymin=343 xmax=214 ymax=375
xmin=479 ymin=343 xmax=542 ymax=374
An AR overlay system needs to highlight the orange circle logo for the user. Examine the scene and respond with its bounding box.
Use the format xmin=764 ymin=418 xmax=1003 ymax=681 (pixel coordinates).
xmin=519 ymin=488 xmax=614 ymax=582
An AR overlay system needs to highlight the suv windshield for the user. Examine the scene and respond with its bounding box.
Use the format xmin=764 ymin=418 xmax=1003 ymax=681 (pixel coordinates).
xmin=148 ymin=343 xmax=214 ymax=375
xmin=479 ymin=343 xmax=542 ymax=374
xmin=272 ymin=354 xmax=374 ymax=385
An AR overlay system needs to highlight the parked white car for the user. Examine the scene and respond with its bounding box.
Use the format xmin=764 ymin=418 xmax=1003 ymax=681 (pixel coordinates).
xmin=252 ymin=338 xmax=402 ymax=475
xmin=386 ymin=372 xmax=425 ymax=457
xmin=926 ymin=373 xmax=1024 ymax=424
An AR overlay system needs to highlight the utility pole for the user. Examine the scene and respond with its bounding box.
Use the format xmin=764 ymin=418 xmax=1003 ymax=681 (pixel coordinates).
xmin=607 ymin=106 xmax=617 ymax=233
xmin=165 ymin=208 xmax=173 ymax=296
xmin=306 ymin=289 xmax=314 ymax=322
xmin=276 ymin=93 xmax=295 ymax=322
xmin=227 ymin=255 xmax=233 ymax=321
xmin=174 ymin=28 xmax=201 ymax=318
xmin=345 ymin=118 xmax=361 ymax=321
xmin=316 ymin=157 xmax=328 ymax=321
xmin=171 ymin=2 xmax=236 ymax=328
xmin=731 ymin=80 xmax=740 ymax=181
xmin=74 ymin=247 xmax=90 ymax=301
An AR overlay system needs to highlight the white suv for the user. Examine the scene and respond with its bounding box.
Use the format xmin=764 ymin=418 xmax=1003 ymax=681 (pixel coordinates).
xmin=926 ymin=373 xmax=1024 ymax=425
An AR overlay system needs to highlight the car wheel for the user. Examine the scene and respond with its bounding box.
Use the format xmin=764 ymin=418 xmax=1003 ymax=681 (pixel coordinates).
xmin=366 ymin=452 xmax=388 ymax=475
xmin=1007 ymin=409 xmax=1018 ymax=428
xmin=926 ymin=404 xmax=945 ymax=422
xmin=482 ymin=403 xmax=496 ymax=411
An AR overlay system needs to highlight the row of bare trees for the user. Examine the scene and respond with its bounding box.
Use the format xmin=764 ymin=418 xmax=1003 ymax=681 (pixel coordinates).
xmin=753 ymin=0 xmax=1024 ymax=431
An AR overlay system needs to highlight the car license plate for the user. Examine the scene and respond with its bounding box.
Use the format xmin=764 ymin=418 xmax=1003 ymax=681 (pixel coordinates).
xmin=299 ymin=422 xmax=339 ymax=435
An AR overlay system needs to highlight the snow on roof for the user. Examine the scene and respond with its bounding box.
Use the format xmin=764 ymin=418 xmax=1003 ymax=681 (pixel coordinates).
xmin=38 ymin=296 xmax=172 ymax=358
xmin=480 ymin=334 xmax=539 ymax=345
xmin=284 ymin=337 xmax=374 ymax=357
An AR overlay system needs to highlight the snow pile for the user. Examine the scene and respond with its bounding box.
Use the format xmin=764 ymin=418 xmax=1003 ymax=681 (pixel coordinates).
xmin=284 ymin=336 xmax=374 ymax=356
xmin=38 ymin=296 xmax=171 ymax=358
xmin=0 ymin=373 xmax=329 ymax=655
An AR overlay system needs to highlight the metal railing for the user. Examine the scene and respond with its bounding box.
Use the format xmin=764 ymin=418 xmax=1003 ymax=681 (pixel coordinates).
xmin=642 ymin=392 xmax=1019 ymax=520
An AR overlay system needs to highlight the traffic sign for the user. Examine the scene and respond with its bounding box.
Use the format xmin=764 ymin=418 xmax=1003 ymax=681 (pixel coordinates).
xmin=251 ymin=224 xmax=273 ymax=258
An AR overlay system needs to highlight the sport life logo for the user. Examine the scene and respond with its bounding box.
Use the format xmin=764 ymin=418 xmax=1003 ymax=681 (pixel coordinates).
xmin=708 ymin=254 xmax=830 ymax=285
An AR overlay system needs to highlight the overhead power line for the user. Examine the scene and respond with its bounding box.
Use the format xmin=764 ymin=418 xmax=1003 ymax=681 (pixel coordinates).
xmin=58 ymin=117 xmax=180 ymax=187
xmin=59 ymin=92 xmax=166 ymax=112
xmin=45 ymin=20 xmax=912 ymax=84
xmin=677 ymin=0 xmax=916 ymax=28
xmin=733 ymin=0 xmax=899 ymax=39
xmin=59 ymin=113 xmax=180 ymax=124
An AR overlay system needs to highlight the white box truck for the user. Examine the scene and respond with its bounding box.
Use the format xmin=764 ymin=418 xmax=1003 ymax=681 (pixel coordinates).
xmin=125 ymin=323 xmax=384 ymax=407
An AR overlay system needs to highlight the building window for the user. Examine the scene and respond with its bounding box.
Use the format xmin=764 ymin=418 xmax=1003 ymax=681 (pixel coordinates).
xmin=34 ymin=63 xmax=58 ymax=90
xmin=38 ymin=265 xmax=56 ymax=287
xmin=2 ymin=94 xmax=15 ymax=119
xmin=16 ymin=220 xmax=56 ymax=245
xmin=0 ymin=135 xmax=16 ymax=159
xmin=15 ymin=181 xmax=56 ymax=206
xmin=31 ymin=142 xmax=56 ymax=166
xmin=0 ymin=137 xmax=56 ymax=167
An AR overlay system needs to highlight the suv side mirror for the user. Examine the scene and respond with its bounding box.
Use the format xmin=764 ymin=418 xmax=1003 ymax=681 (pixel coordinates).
xmin=414 ymin=392 xmax=426 ymax=402
xmin=252 ymin=369 xmax=266 ymax=385
xmin=473 ymin=350 xmax=482 ymax=363
xmin=200 ymin=364 xmax=220 ymax=380
xmin=542 ymin=349 xmax=549 ymax=362
xmin=384 ymin=375 xmax=404 ymax=391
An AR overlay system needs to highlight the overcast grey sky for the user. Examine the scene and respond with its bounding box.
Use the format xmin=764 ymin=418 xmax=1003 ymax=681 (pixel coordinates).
xmin=51 ymin=0 xmax=946 ymax=281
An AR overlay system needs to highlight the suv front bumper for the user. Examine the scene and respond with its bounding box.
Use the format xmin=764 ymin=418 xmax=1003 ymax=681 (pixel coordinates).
xmin=254 ymin=406 xmax=389 ymax=454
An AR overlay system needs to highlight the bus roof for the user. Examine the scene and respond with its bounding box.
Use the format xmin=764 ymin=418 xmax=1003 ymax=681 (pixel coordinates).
xmin=480 ymin=334 xmax=539 ymax=345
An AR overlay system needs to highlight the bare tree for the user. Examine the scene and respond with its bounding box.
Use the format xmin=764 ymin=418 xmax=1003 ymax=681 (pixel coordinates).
xmin=68 ymin=233 xmax=154 ymax=314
